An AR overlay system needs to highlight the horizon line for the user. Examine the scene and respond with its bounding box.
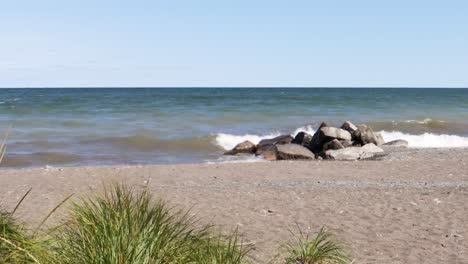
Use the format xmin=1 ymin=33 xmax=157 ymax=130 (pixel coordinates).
xmin=1 ymin=86 xmax=468 ymax=89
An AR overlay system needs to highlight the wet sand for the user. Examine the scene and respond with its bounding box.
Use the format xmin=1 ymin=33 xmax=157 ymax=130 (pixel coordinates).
xmin=1 ymin=147 xmax=467 ymax=263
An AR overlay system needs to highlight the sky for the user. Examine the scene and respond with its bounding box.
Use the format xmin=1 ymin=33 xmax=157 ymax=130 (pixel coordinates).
xmin=0 ymin=0 xmax=467 ymax=87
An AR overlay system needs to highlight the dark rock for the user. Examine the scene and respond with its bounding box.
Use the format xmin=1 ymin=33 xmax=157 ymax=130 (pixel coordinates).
xmin=224 ymin=140 xmax=256 ymax=155
xmin=292 ymin=132 xmax=312 ymax=146
xmin=340 ymin=121 xmax=358 ymax=133
xmin=352 ymin=124 xmax=383 ymax=146
xmin=256 ymin=135 xmax=293 ymax=157
xmin=323 ymin=139 xmax=345 ymax=151
xmin=383 ymin=139 xmax=409 ymax=147
xmin=324 ymin=143 xmax=384 ymax=160
xmin=257 ymin=145 xmax=278 ymax=161
xmin=276 ymin=144 xmax=315 ymax=160
xmin=257 ymin=135 xmax=293 ymax=148
xmin=340 ymin=139 xmax=353 ymax=148
xmin=309 ymin=126 xmax=352 ymax=154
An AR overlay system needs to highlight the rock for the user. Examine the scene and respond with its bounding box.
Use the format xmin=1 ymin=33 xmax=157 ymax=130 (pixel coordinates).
xmin=340 ymin=139 xmax=353 ymax=148
xmin=383 ymin=139 xmax=409 ymax=147
xmin=258 ymin=145 xmax=278 ymax=161
xmin=309 ymin=126 xmax=352 ymax=154
xmin=224 ymin=140 xmax=256 ymax=155
xmin=292 ymin=132 xmax=312 ymax=146
xmin=322 ymin=139 xmax=345 ymax=151
xmin=276 ymin=144 xmax=315 ymax=160
xmin=256 ymin=135 xmax=293 ymax=156
xmin=324 ymin=143 xmax=384 ymax=160
xmin=257 ymin=135 xmax=293 ymax=148
xmin=375 ymin=132 xmax=385 ymax=145
xmin=352 ymin=124 xmax=382 ymax=145
xmin=309 ymin=123 xmax=327 ymax=153
xmin=340 ymin=121 xmax=358 ymax=133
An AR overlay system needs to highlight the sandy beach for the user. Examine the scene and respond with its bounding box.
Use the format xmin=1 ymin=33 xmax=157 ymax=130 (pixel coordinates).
xmin=1 ymin=147 xmax=467 ymax=263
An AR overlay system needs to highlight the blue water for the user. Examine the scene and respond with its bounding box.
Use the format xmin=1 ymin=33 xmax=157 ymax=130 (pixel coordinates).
xmin=1 ymin=88 xmax=468 ymax=167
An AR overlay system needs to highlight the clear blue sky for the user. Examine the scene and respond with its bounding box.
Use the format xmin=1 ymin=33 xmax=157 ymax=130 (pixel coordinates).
xmin=1 ymin=0 xmax=467 ymax=87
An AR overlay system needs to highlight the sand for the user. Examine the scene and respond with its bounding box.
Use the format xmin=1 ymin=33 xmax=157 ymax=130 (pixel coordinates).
xmin=1 ymin=147 xmax=467 ymax=263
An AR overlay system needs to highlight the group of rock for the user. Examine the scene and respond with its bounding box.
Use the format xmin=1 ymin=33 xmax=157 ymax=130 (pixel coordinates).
xmin=224 ymin=121 xmax=408 ymax=161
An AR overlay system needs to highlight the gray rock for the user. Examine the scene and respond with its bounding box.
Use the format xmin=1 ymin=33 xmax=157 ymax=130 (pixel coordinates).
xmin=224 ymin=140 xmax=256 ymax=155
xmin=257 ymin=145 xmax=278 ymax=161
xmin=352 ymin=124 xmax=382 ymax=145
xmin=375 ymin=132 xmax=385 ymax=146
xmin=309 ymin=124 xmax=351 ymax=154
xmin=323 ymin=139 xmax=345 ymax=151
xmin=257 ymin=135 xmax=293 ymax=148
xmin=292 ymin=132 xmax=312 ymax=146
xmin=256 ymin=135 xmax=293 ymax=156
xmin=324 ymin=143 xmax=384 ymax=160
xmin=276 ymin=144 xmax=315 ymax=160
xmin=340 ymin=139 xmax=353 ymax=148
xmin=383 ymin=139 xmax=409 ymax=147
xmin=321 ymin=127 xmax=352 ymax=141
xmin=341 ymin=121 xmax=358 ymax=133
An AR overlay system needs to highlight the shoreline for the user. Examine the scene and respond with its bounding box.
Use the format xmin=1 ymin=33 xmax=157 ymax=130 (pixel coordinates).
xmin=1 ymin=147 xmax=467 ymax=263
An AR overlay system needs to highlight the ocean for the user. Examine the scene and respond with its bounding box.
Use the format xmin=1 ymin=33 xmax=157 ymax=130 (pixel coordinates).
xmin=1 ymin=88 xmax=468 ymax=167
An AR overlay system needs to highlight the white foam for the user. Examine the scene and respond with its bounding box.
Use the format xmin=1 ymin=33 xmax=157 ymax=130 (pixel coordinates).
xmin=214 ymin=132 xmax=281 ymax=150
xmin=214 ymin=125 xmax=316 ymax=150
xmin=380 ymin=131 xmax=468 ymax=148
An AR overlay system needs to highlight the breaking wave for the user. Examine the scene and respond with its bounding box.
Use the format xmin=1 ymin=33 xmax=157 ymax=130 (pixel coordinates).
xmin=379 ymin=131 xmax=468 ymax=148
xmin=214 ymin=125 xmax=468 ymax=150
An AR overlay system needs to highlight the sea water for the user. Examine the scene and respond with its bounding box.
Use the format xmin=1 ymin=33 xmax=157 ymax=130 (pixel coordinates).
xmin=1 ymin=88 xmax=468 ymax=167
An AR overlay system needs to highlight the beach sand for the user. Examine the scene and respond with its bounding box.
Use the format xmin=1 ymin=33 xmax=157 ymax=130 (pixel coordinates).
xmin=1 ymin=147 xmax=467 ymax=263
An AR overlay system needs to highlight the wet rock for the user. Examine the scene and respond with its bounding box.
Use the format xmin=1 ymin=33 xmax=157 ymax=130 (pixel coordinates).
xmin=352 ymin=124 xmax=382 ymax=145
xmin=383 ymin=139 xmax=409 ymax=147
xmin=341 ymin=121 xmax=358 ymax=133
xmin=324 ymin=143 xmax=384 ymax=160
xmin=224 ymin=140 xmax=256 ymax=155
xmin=292 ymin=132 xmax=312 ymax=146
xmin=276 ymin=144 xmax=315 ymax=160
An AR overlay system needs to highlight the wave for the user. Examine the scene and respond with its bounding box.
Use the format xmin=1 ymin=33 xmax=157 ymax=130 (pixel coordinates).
xmin=214 ymin=125 xmax=468 ymax=150
xmin=379 ymin=131 xmax=468 ymax=148
xmin=214 ymin=125 xmax=316 ymax=150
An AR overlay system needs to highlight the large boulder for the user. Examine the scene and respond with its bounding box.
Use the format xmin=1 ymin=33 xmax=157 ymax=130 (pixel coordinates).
xmin=257 ymin=145 xmax=278 ymax=161
xmin=292 ymin=132 xmax=312 ymax=146
xmin=340 ymin=121 xmax=358 ymax=133
xmin=352 ymin=124 xmax=383 ymax=146
xmin=309 ymin=125 xmax=352 ymax=154
xmin=324 ymin=143 xmax=384 ymax=161
xmin=224 ymin=140 xmax=256 ymax=155
xmin=383 ymin=139 xmax=409 ymax=147
xmin=276 ymin=144 xmax=315 ymax=160
xmin=322 ymin=139 xmax=345 ymax=151
xmin=256 ymin=135 xmax=293 ymax=156
xmin=309 ymin=122 xmax=328 ymax=153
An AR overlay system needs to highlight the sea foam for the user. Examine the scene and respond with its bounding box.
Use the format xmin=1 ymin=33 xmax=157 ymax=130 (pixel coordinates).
xmin=380 ymin=131 xmax=468 ymax=148
xmin=215 ymin=126 xmax=468 ymax=150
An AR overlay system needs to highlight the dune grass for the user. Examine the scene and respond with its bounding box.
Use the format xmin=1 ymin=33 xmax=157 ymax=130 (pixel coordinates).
xmin=279 ymin=227 xmax=352 ymax=264
xmin=53 ymin=183 xmax=252 ymax=264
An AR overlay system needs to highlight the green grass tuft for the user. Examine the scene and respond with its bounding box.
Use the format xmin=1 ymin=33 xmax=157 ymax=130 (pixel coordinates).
xmin=280 ymin=227 xmax=352 ymax=264
xmin=53 ymin=183 xmax=252 ymax=264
